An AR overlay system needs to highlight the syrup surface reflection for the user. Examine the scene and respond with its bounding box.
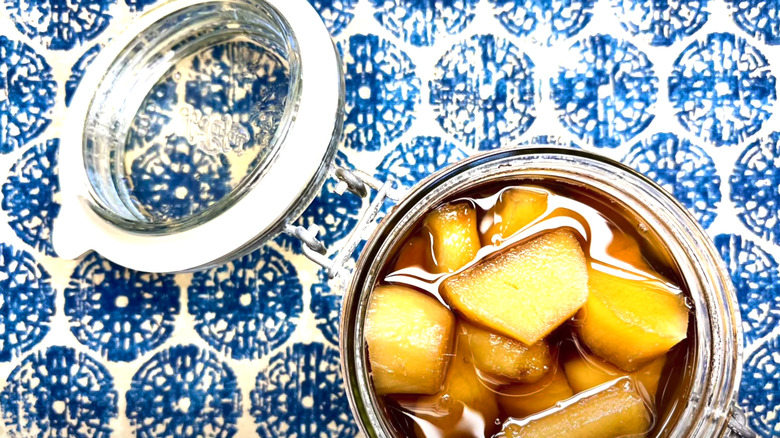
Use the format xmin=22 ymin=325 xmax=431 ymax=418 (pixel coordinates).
xmin=367 ymin=182 xmax=695 ymax=438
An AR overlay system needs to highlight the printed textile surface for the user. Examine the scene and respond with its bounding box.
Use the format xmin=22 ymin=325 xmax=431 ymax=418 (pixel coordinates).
xmin=0 ymin=0 xmax=779 ymax=436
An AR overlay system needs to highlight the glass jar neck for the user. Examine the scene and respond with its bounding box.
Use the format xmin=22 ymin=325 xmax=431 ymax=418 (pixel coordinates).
xmin=341 ymin=146 xmax=743 ymax=438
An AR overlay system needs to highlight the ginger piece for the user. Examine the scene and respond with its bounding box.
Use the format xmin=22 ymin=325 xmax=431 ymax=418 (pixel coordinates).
xmin=482 ymin=187 xmax=548 ymax=246
xmin=463 ymin=321 xmax=551 ymax=383
xmin=442 ymin=229 xmax=588 ymax=345
xmin=366 ymin=285 xmax=455 ymax=395
xmin=564 ymin=351 xmax=667 ymax=399
xmin=502 ymin=378 xmax=651 ymax=438
xmin=577 ymin=267 xmax=688 ymax=371
xmin=400 ymin=326 xmax=500 ymax=436
xmin=424 ymin=202 xmax=481 ymax=273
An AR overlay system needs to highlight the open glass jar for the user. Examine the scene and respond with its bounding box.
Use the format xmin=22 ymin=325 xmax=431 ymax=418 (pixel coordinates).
xmin=54 ymin=0 xmax=756 ymax=436
xmin=55 ymin=0 xmax=344 ymax=272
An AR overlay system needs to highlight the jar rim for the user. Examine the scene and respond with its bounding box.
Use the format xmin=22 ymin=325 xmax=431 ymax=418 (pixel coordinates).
xmin=340 ymin=146 xmax=743 ymax=438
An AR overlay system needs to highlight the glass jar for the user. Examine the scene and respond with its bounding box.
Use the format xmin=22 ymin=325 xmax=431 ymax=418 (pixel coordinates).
xmin=340 ymin=147 xmax=756 ymax=438
xmin=54 ymin=0 xmax=344 ymax=272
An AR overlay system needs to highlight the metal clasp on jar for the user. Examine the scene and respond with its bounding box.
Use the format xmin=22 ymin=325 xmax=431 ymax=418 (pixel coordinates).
xmin=727 ymin=405 xmax=757 ymax=437
xmin=284 ymin=167 xmax=404 ymax=279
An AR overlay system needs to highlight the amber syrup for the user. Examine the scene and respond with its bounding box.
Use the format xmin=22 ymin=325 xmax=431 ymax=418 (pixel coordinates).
xmin=368 ymin=179 xmax=695 ymax=438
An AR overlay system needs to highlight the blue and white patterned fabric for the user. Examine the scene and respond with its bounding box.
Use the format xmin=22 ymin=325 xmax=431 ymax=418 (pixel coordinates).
xmin=0 ymin=0 xmax=779 ymax=436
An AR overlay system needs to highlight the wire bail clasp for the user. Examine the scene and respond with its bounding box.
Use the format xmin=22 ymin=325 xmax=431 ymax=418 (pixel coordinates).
xmin=285 ymin=167 xmax=404 ymax=279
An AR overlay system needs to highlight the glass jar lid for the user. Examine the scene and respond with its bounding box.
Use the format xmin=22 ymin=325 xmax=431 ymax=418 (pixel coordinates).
xmin=54 ymin=0 xmax=342 ymax=272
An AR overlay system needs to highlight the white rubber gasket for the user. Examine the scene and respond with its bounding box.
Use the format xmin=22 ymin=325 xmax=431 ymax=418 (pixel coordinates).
xmin=54 ymin=0 xmax=340 ymax=273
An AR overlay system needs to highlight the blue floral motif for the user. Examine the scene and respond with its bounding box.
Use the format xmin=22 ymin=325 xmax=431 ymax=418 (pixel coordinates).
xmin=375 ymin=136 xmax=469 ymax=189
xmin=623 ymin=132 xmax=720 ymax=228
xmin=182 ymin=40 xmax=290 ymax=153
xmin=125 ymin=40 xmax=289 ymax=213
xmin=612 ymin=0 xmax=709 ymax=46
xmin=552 ymin=34 xmax=657 ymax=148
xmin=125 ymin=0 xmax=159 ymax=12
xmin=0 ymin=346 xmax=118 ymax=438
xmin=0 ymin=243 xmax=55 ymax=361
xmin=65 ymin=45 xmax=102 ymax=106
xmin=126 ymin=78 xmax=177 ymax=151
xmin=64 ymin=252 xmax=180 ymax=362
xmin=128 ymin=135 xmax=232 ymax=223
xmin=189 ymin=246 xmax=302 ymax=360
xmin=0 ymin=37 xmax=56 ymax=153
xmin=731 ymin=132 xmax=780 ymax=245
xmin=309 ymin=0 xmax=359 ymax=36
xmin=5 ymin=0 xmax=114 ymax=50
xmin=669 ymin=33 xmax=776 ymax=147
xmin=310 ymin=270 xmax=341 ymax=346
xmin=368 ymin=0 xmax=479 ymax=46
xmin=714 ymin=234 xmax=780 ymax=343
xmin=275 ymin=151 xmax=362 ymax=253
xmin=341 ymin=34 xmax=421 ymax=152
xmin=431 ymin=35 xmax=537 ymax=151
xmin=1 ymin=139 xmax=60 ymax=256
xmin=251 ymin=342 xmax=358 ymax=437
xmin=740 ymin=335 xmax=780 ymax=436
xmin=126 ymin=345 xmax=242 ymax=438
xmin=524 ymin=134 xmax=581 ymax=149
xmin=726 ymin=0 xmax=780 ymax=45
xmin=488 ymin=0 xmax=595 ymax=44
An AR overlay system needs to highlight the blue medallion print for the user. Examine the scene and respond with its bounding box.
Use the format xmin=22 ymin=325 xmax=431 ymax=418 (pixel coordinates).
xmin=431 ymin=35 xmax=537 ymax=151
xmin=1 ymin=139 xmax=60 ymax=256
xmin=375 ymin=136 xmax=469 ymax=189
xmin=0 ymin=346 xmax=118 ymax=438
xmin=341 ymin=34 xmax=421 ymax=152
xmin=189 ymin=246 xmax=303 ymax=360
xmin=65 ymin=45 xmax=102 ymax=106
xmin=488 ymin=0 xmax=595 ymax=44
xmin=5 ymin=0 xmax=115 ymax=50
xmin=623 ymin=133 xmax=720 ymax=228
xmin=126 ymin=345 xmax=242 ymax=438
xmin=125 ymin=0 xmax=159 ymax=12
xmin=524 ymin=134 xmax=581 ymax=149
xmin=552 ymin=34 xmax=657 ymax=148
xmin=126 ymin=78 xmax=177 ymax=150
xmin=726 ymin=0 xmax=780 ymax=45
xmin=182 ymin=40 xmax=290 ymax=154
xmin=0 ymin=37 xmax=57 ymax=154
xmin=368 ymin=0 xmax=479 ymax=46
xmin=64 ymin=252 xmax=180 ymax=362
xmin=740 ymin=335 xmax=780 ymax=436
xmin=714 ymin=234 xmax=780 ymax=343
xmin=251 ymin=342 xmax=358 ymax=437
xmin=124 ymin=38 xmax=289 ymax=224
xmin=731 ymin=132 xmax=780 ymax=245
xmin=128 ymin=135 xmax=232 ymax=222
xmin=669 ymin=33 xmax=776 ymax=147
xmin=612 ymin=0 xmax=709 ymax=46
xmin=309 ymin=0 xmax=359 ymax=36
xmin=0 ymin=243 xmax=55 ymax=361
xmin=310 ymin=270 xmax=341 ymax=346
xmin=275 ymin=151 xmax=363 ymax=253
